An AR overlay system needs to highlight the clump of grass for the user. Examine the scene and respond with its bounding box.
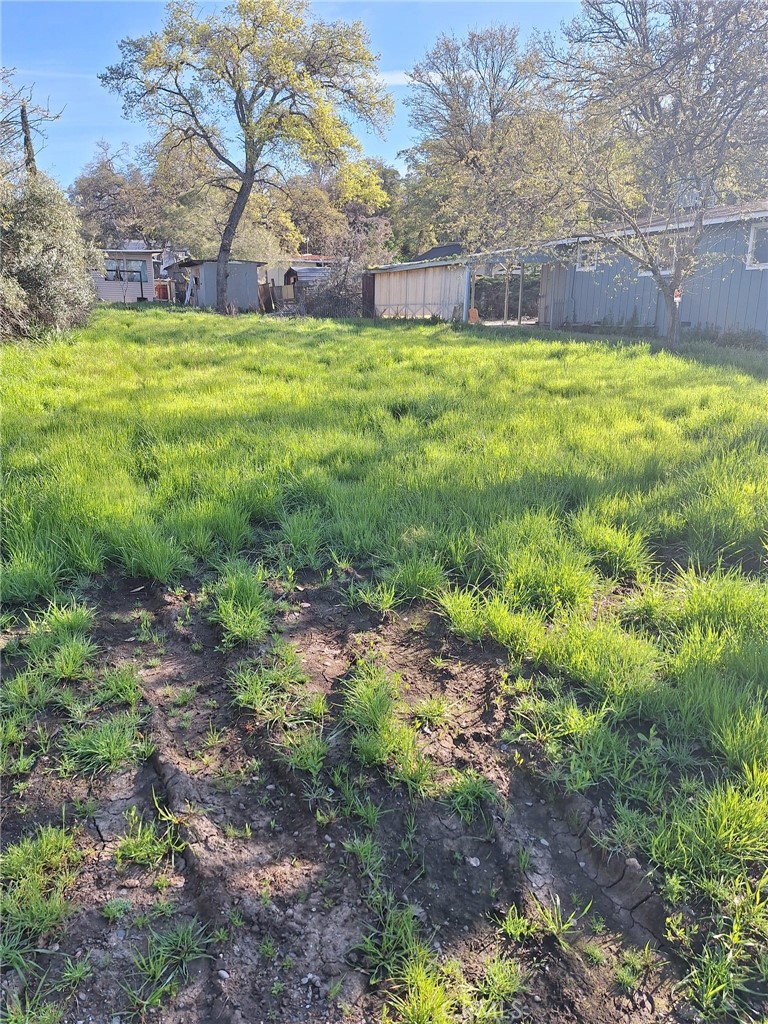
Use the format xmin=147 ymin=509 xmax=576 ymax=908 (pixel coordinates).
xmin=570 ymin=507 xmax=651 ymax=580
xmin=343 ymin=832 xmax=385 ymax=886
xmin=342 ymin=658 xmax=399 ymax=735
xmin=24 ymin=599 xmax=95 ymax=663
xmin=532 ymin=894 xmax=584 ymax=949
xmin=59 ymin=711 xmax=152 ymax=775
xmin=476 ymin=954 xmax=526 ymax=1003
xmin=436 ymin=588 xmax=485 ymax=641
xmin=115 ymin=804 xmax=186 ymax=868
xmin=341 ymin=658 xmax=435 ymax=796
xmin=386 ymin=958 xmax=456 ymax=1024
xmin=650 ymin=765 xmax=768 ymax=882
xmin=127 ymin=920 xmax=211 ymax=1015
xmin=1 ymin=543 xmax=63 ymax=607
xmin=1 ymin=667 xmax=56 ymax=716
xmin=102 ymin=897 xmax=133 ymax=923
xmin=0 ymin=826 xmax=81 ymax=979
xmin=484 ymin=511 xmax=598 ymax=617
xmin=276 ymin=508 xmax=325 ymax=569
xmin=48 ymin=636 xmax=98 ymax=681
xmin=541 ymin=616 xmax=662 ymax=713
xmin=229 ymin=641 xmax=307 ymax=724
xmin=280 ymin=726 xmax=328 ymax=778
xmin=442 ymin=768 xmax=499 ymax=824
xmin=380 ymin=555 xmax=447 ymax=601
xmin=94 ymin=664 xmax=142 ymax=709
xmin=411 ymin=694 xmax=451 ymax=730
xmin=498 ymin=904 xmax=537 ymax=943
xmin=208 ymin=559 xmax=274 ymax=647
xmin=355 ymin=889 xmax=427 ymax=982
xmin=614 ymin=946 xmax=654 ymax=992
xmin=583 ymin=942 xmax=606 ymax=966
xmin=118 ymin=522 xmax=191 ymax=583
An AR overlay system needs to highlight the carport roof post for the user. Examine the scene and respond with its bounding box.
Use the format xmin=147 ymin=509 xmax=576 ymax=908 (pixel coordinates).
xmin=463 ymin=264 xmax=471 ymax=322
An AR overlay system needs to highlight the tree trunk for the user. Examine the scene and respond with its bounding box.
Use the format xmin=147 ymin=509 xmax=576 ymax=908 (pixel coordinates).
xmin=20 ymin=101 xmax=37 ymax=175
xmin=663 ymin=289 xmax=679 ymax=350
xmin=215 ymin=174 xmax=255 ymax=313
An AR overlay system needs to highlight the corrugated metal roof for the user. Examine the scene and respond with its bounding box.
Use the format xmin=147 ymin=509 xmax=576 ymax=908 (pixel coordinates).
xmin=550 ymin=200 xmax=768 ymax=246
xmin=368 ymin=257 xmax=466 ymax=274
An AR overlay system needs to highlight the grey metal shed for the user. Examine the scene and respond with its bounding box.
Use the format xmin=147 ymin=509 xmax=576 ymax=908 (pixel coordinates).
xmin=537 ymin=203 xmax=768 ymax=339
xmin=169 ymin=259 xmax=266 ymax=311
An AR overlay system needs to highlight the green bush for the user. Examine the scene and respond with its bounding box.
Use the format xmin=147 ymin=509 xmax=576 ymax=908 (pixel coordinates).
xmin=1 ymin=170 xmax=95 ymax=338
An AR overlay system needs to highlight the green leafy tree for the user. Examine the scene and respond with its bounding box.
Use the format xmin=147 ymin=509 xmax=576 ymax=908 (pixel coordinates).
xmin=101 ymin=0 xmax=392 ymax=312
xmin=402 ymin=26 xmax=574 ymax=256
xmin=1 ymin=73 xmax=94 ymax=337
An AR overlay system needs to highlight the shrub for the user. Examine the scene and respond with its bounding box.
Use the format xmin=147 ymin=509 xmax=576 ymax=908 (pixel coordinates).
xmin=0 ymin=171 xmax=95 ymax=337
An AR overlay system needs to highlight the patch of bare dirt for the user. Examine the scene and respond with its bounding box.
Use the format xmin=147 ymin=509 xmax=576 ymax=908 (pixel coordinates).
xmin=1 ymin=573 xmax=689 ymax=1024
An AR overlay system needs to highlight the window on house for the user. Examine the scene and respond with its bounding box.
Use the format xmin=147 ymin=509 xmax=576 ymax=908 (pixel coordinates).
xmin=747 ymin=225 xmax=768 ymax=269
xmin=104 ymin=258 xmax=148 ymax=283
xmin=638 ymin=233 xmax=675 ymax=277
xmin=575 ymin=240 xmax=597 ymax=272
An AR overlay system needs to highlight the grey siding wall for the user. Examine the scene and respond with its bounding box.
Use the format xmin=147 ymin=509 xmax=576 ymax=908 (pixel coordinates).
xmin=199 ymin=262 xmax=261 ymax=310
xmin=539 ymin=220 xmax=768 ymax=338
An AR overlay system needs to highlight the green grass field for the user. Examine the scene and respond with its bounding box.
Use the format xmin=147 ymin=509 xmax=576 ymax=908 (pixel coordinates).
xmin=2 ymin=305 xmax=768 ymax=1019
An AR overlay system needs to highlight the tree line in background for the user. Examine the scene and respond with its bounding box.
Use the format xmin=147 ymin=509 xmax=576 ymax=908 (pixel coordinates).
xmin=2 ymin=0 xmax=768 ymax=336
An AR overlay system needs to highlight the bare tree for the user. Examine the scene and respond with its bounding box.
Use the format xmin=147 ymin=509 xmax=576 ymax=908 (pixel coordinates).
xmin=541 ymin=0 xmax=768 ymax=345
xmin=0 ymin=68 xmax=60 ymax=176
xmin=402 ymin=26 xmax=575 ymax=255
xmin=69 ymin=142 xmax=156 ymax=246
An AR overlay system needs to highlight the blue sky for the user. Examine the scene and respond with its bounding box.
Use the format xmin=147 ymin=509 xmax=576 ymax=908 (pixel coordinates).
xmin=2 ymin=1 xmax=577 ymax=186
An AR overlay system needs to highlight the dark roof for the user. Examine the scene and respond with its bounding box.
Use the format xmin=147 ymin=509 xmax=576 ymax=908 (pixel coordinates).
xmin=412 ymin=243 xmax=463 ymax=262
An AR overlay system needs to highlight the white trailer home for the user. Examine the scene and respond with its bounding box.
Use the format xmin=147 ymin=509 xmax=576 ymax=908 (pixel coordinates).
xmin=92 ymin=247 xmax=160 ymax=304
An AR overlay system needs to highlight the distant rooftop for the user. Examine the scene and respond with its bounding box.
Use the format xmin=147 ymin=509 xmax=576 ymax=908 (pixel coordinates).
xmin=412 ymin=242 xmax=463 ymax=262
xmin=281 ymin=254 xmax=337 ymax=264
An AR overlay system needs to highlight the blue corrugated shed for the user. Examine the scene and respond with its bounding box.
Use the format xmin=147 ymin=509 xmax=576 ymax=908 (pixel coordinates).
xmin=538 ymin=206 xmax=768 ymax=339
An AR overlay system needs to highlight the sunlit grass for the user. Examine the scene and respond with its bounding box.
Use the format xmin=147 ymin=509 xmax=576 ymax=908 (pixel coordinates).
xmin=3 ymin=306 xmax=768 ymax=1017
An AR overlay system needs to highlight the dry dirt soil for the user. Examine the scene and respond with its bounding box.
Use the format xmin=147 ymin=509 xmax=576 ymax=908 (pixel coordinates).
xmin=1 ymin=571 xmax=691 ymax=1024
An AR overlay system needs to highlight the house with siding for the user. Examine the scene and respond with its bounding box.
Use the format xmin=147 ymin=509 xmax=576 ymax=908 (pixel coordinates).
xmin=92 ymin=245 xmax=161 ymax=304
xmin=538 ymin=202 xmax=768 ymax=339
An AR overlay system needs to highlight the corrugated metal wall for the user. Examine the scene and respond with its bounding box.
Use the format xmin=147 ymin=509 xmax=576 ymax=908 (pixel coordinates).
xmin=199 ymin=263 xmax=261 ymax=311
xmin=540 ymin=221 xmax=768 ymax=337
xmin=374 ymin=265 xmax=466 ymax=320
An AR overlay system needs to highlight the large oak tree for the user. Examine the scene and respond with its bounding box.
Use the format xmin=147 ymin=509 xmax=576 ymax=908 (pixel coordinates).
xmin=101 ymin=0 xmax=392 ymax=311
